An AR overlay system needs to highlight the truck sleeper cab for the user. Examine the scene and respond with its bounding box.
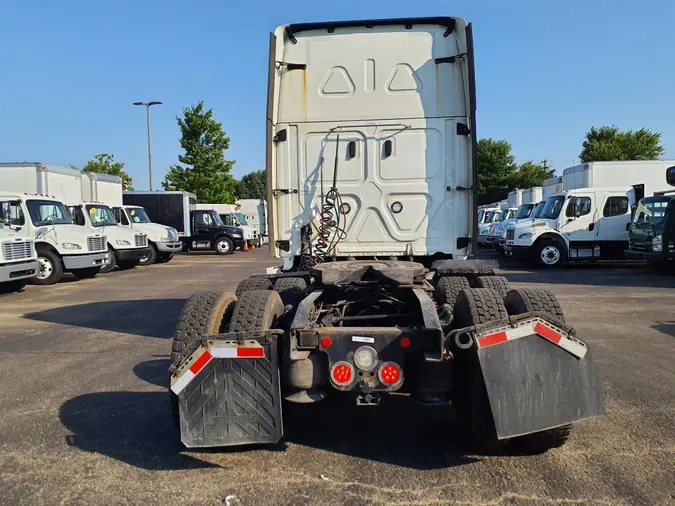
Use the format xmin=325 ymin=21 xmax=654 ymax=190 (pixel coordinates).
xmin=112 ymin=205 xmax=182 ymax=265
xmin=0 ymin=193 xmax=108 ymax=285
xmin=168 ymin=17 xmax=603 ymax=456
xmin=0 ymin=201 xmax=39 ymax=292
xmin=68 ymin=203 xmax=149 ymax=272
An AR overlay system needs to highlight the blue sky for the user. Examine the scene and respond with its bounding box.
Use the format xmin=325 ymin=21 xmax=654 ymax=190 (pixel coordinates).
xmin=1 ymin=0 xmax=673 ymax=190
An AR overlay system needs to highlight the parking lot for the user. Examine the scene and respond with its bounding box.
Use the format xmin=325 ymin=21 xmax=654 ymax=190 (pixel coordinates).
xmin=0 ymin=249 xmax=673 ymax=505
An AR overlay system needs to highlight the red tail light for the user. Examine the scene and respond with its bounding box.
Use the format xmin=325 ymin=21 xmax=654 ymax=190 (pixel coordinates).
xmin=320 ymin=336 xmax=333 ymax=348
xmin=378 ymin=362 xmax=402 ymax=386
xmin=330 ymin=361 xmax=354 ymax=386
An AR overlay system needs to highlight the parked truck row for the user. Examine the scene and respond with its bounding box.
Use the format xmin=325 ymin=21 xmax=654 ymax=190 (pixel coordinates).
xmin=0 ymin=163 xmax=271 ymax=292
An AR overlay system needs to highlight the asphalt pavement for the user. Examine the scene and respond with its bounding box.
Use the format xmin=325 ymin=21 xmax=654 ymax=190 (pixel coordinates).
xmin=0 ymin=249 xmax=673 ymax=505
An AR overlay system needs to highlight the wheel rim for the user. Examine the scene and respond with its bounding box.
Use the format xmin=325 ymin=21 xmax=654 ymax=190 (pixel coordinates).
xmin=37 ymin=257 xmax=53 ymax=280
xmin=217 ymin=241 xmax=230 ymax=253
xmin=540 ymin=245 xmax=561 ymax=265
xmin=105 ymin=251 xmax=114 ymax=265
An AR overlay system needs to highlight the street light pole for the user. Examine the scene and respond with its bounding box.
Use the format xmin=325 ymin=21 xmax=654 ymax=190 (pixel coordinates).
xmin=133 ymin=101 xmax=162 ymax=190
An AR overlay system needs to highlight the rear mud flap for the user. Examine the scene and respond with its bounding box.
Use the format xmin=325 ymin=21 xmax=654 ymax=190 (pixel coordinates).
xmin=176 ymin=338 xmax=283 ymax=448
xmin=477 ymin=334 xmax=604 ymax=439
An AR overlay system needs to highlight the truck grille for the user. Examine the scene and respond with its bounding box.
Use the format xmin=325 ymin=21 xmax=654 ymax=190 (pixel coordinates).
xmin=87 ymin=236 xmax=106 ymax=252
xmin=2 ymin=240 xmax=35 ymax=261
xmin=135 ymin=234 xmax=148 ymax=247
xmin=506 ymin=228 xmax=515 ymax=241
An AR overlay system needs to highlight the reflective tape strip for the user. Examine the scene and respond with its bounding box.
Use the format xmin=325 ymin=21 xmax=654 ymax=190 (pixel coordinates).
xmin=211 ymin=345 xmax=265 ymax=359
xmin=171 ymin=369 xmax=196 ymax=395
xmin=476 ymin=320 xmax=587 ymax=359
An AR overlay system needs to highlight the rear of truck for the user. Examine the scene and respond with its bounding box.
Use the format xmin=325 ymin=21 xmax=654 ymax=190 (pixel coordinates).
xmin=169 ymin=17 xmax=603 ymax=453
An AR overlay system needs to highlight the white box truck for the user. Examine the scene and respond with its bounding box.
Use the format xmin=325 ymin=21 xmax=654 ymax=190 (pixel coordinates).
xmin=83 ymin=173 xmax=182 ymax=265
xmin=0 ymin=163 xmax=109 ymax=284
xmin=494 ymin=186 xmax=545 ymax=255
xmin=505 ymin=161 xmax=674 ymax=267
xmin=167 ymin=17 xmax=603 ymax=454
xmin=237 ymin=198 xmax=269 ymax=244
xmin=0 ymin=201 xmax=39 ymax=292
xmin=194 ymin=203 xmax=259 ymax=249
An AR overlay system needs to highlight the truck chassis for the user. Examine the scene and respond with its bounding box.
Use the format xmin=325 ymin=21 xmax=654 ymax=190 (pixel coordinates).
xmin=169 ymin=259 xmax=603 ymax=454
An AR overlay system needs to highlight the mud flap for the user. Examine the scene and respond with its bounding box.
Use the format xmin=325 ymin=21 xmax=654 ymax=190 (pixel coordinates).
xmin=477 ymin=332 xmax=604 ymax=439
xmin=176 ymin=337 xmax=283 ymax=448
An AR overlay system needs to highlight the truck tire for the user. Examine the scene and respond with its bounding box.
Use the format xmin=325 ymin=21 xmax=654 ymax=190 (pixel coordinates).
xmin=118 ymin=259 xmax=140 ymax=270
xmin=235 ymin=276 xmax=273 ymax=296
xmin=156 ymin=253 xmax=174 ymax=264
xmin=434 ymin=276 xmax=470 ymax=309
xmin=100 ymin=247 xmax=117 ymax=273
xmin=533 ymin=239 xmax=566 ymax=268
xmin=171 ymin=291 xmax=237 ymax=368
xmin=71 ymin=267 xmax=100 ymax=280
xmin=213 ymin=237 xmax=234 ymax=255
xmin=273 ymin=277 xmax=307 ymax=306
xmin=139 ymin=244 xmax=157 ymax=266
xmin=504 ymin=288 xmax=572 ymax=453
xmin=474 ymin=276 xmax=511 ymax=299
xmin=33 ymin=249 xmax=63 ymax=285
xmin=228 ymin=290 xmax=284 ymax=332
xmin=452 ymin=288 xmax=508 ymax=451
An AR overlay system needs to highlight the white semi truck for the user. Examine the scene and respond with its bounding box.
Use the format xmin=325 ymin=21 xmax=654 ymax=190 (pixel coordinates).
xmin=0 ymin=163 xmax=108 ymax=284
xmin=168 ymin=17 xmax=603 ymax=454
xmin=194 ymin=203 xmax=259 ymax=249
xmin=237 ymin=198 xmax=269 ymax=244
xmin=505 ymin=161 xmax=674 ymax=267
xmin=0 ymin=201 xmax=39 ymax=292
xmin=83 ymin=173 xmax=182 ymax=265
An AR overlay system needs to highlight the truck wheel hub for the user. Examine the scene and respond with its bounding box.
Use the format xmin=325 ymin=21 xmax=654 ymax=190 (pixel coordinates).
xmin=541 ymin=246 xmax=560 ymax=264
xmin=37 ymin=257 xmax=52 ymax=279
xmin=218 ymin=241 xmax=230 ymax=253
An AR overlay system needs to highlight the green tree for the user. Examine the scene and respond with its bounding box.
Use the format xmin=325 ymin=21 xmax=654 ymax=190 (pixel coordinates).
xmin=237 ymin=170 xmax=266 ymax=200
xmin=580 ymin=126 xmax=664 ymax=162
xmin=81 ymin=153 xmax=134 ymax=190
xmin=162 ymin=101 xmax=237 ymax=203
xmin=477 ymin=138 xmax=518 ymax=205
xmin=510 ymin=161 xmax=555 ymax=189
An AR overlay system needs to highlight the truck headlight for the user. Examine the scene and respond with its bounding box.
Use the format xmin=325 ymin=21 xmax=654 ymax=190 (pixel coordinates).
xmin=652 ymin=235 xmax=662 ymax=252
xmin=154 ymin=236 xmax=169 ymax=242
xmin=232 ymin=232 xmax=242 ymax=238
xmin=62 ymin=242 xmax=81 ymax=250
xmin=518 ymin=233 xmax=533 ymax=239
xmin=116 ymin=239 xmax=131 ymax=246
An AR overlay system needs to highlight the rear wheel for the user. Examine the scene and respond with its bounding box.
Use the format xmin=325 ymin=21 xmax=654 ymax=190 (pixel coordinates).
xmin=504 ymin=288 xmax=572 ymax=453
xmin=33 ymin=249 xmax=63 ymax=285
xmin=228 ymin=290 xmax=284 ymax=333
xmin=235 ymin=276 xmax=273 ymax=296
xmin=434 ymin=276 xmax=470 ymax=309
xmin=273 ymin=277 xmax=307 ymax=305
xmin=452 ymin=288 xmax=508 ymax=451
xmin=473 ymin=276 xmax=511 ymax=299
xmin=139 ymin=244 xmax=157 ymax=266
xmin=100 ymin=247 xmax=117 ymax=273
xmin=213 ymin=237 xmax=234 ymax=255
xmin=71 ymin=267 xmax=100 ymax=280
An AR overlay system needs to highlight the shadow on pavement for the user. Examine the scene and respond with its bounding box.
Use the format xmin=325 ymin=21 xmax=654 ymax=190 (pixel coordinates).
xmin=134 ymin=358 xmax=171 ymax=388
xmin=652 ymin=321 xmax=675 ymax=337
xmin=23 ymin=299 xmax=186 ymax=338
xmin=59 ymin=391 xmax=219 ymax=471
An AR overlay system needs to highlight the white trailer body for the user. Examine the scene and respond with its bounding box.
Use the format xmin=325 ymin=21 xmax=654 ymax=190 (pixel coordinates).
xmin=82 ymin=172 xmax=123 ymax=206
xmin=268 ymin=18 xmax=476 ymax=270
xmin=507 ymin=189 xmax=525 ymax=209
xmin=562 ymin=161 xmax=675 ymax=192
xmin=523 ymin=187 xmax=543 ymax=205
xmin=542 ymin=176 xmax=563 ymax=200
xmin=237 ymin=198 xmax=268 ymax=243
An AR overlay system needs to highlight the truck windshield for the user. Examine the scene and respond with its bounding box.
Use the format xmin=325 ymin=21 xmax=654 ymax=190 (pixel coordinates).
xmin=515 ymin=204 xmax=535 ymax=220
xmin=26 ymin=200 xmax=72 ymax=226
xmin=499 ymin=209 xmax=510 ymax=221
xmin=211 ymin=211 xmax=225 ymax=226
xmin=85 ymin=204 xmax=117 ymax=227
xmin=532 ymin=201 xmax=546 ymax=218
xmin=633 ymin=197 xmax=670 ymax=226
xmin=235 ymin=212 xmax=248 ymax=225
xmin=540 ymin=196 xmax=566 ymax=219
xmin=477 ymin=210 xmax=485 ymax=223
xmin=127 ymin=207 xmax=152 ymax=223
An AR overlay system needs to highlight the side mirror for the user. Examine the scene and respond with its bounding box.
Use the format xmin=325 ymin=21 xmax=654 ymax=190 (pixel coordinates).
xmin=626 ymin=222 xmax=631 ymax=231
xmin=1 ymin=202 xmax=10 ymax=226
xmin=667 ymin=166 xmax=675 ymax=187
